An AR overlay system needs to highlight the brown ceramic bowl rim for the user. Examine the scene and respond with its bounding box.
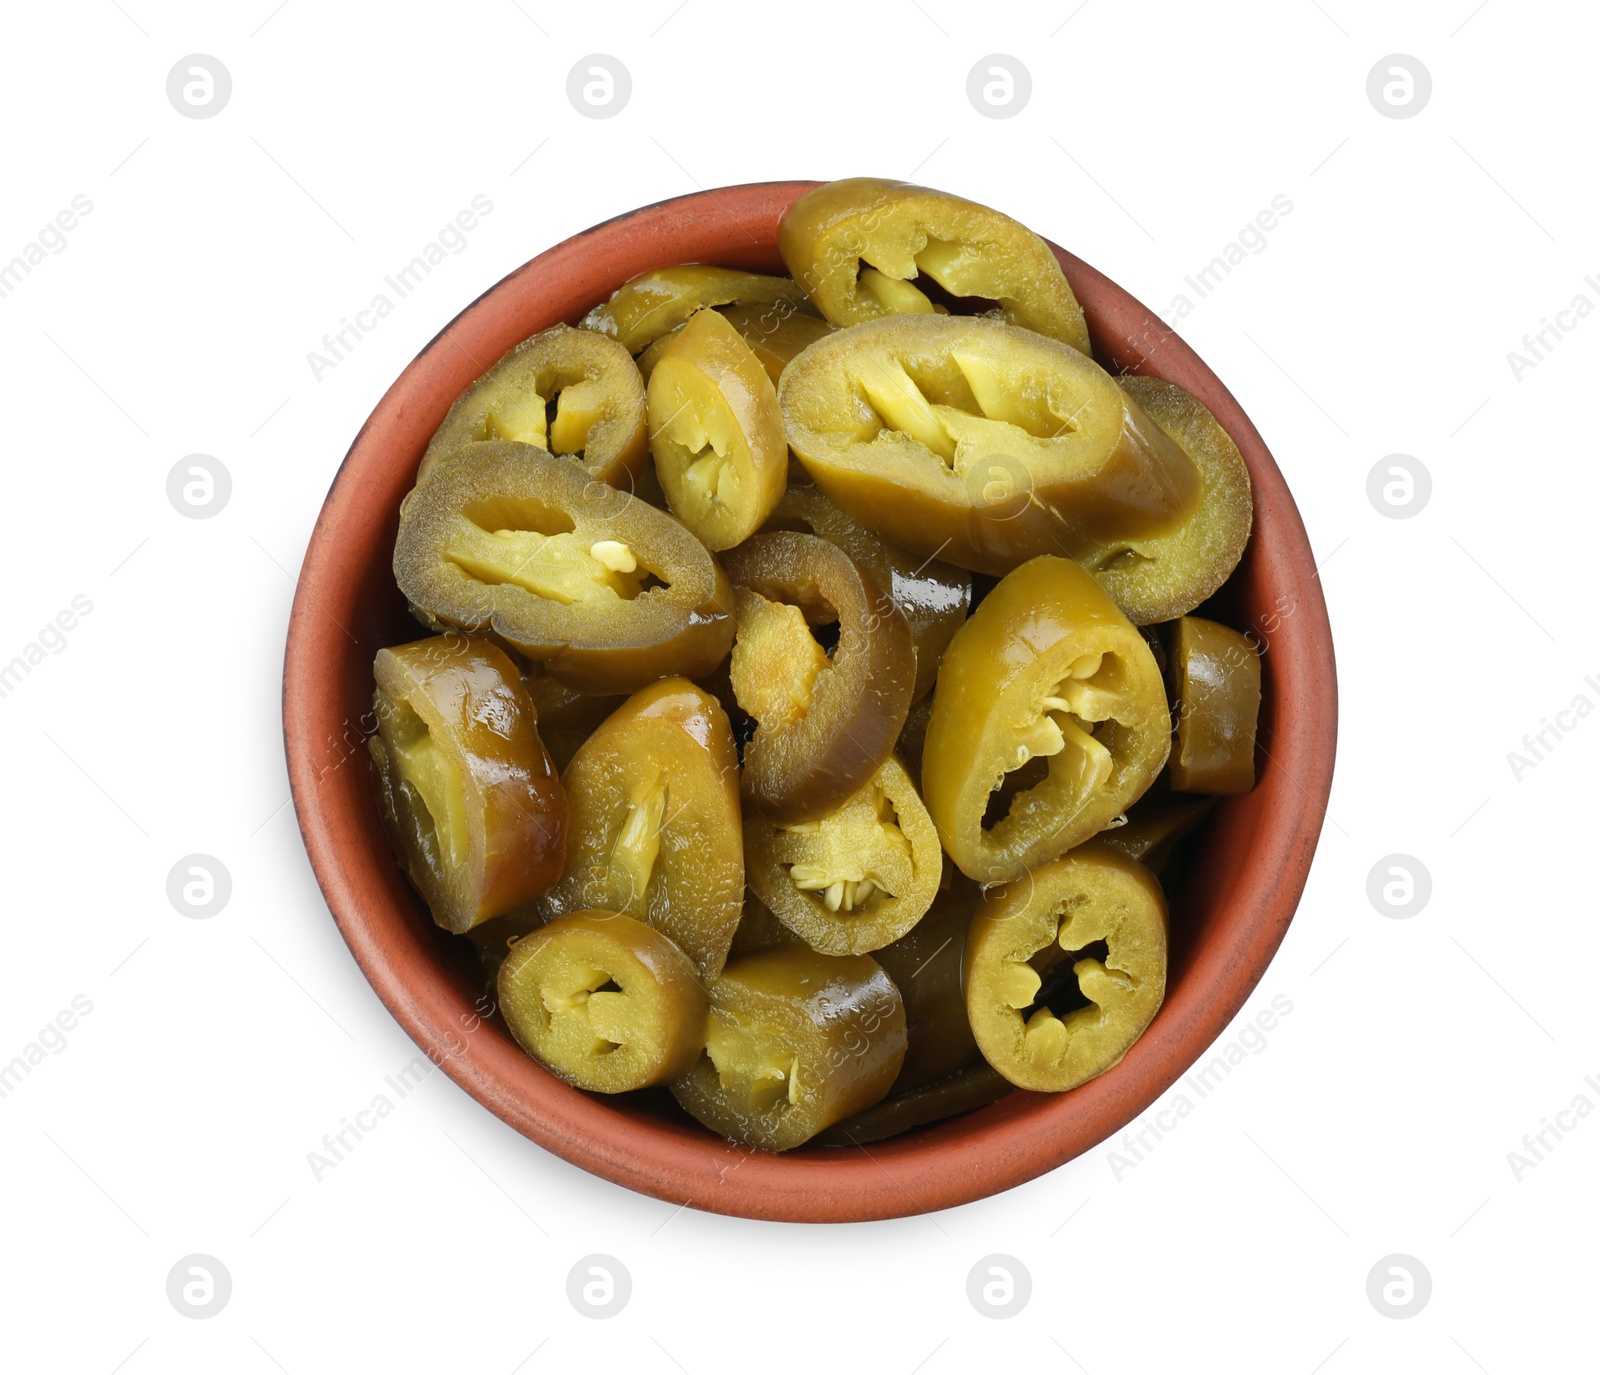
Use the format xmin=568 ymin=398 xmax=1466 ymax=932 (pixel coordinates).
xmin=284 ymin=180 xmax=1336 ymax=1223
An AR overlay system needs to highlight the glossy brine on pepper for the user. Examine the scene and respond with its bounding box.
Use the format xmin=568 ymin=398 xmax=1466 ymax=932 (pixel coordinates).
xmin=779 ymin=314 xmax=1202 ymax=582
xmin=723 ymin=531 xmax=914 ymax=824
xmin=582 ymin=264 xmax=817 ymax=354
xmin=418 ymin=324 xmax=649 ymax=491
xmin=369 ymin=635 xmax=566 ymax=933
xmin=394 ymin=442 xmax=734 ymax=694
xmin=921 ymin=555 xmax=1169 ymax=884
xmin=669 ymin=944 xmax=906 ymax=1150
xmin=780 ymin=177 xmax=1091 ymax=353
xmin=542 ymin=678 xmax=743 ymax=981
xmin=647 ymin=308 xmax=788 ymax=550
xmin=366 ymin=175 xmax=1268 ymax=1154
xmin=1165 ymin=615 xmax=1262 ymax=794
xmin=965 ymin=843 xmax=1167 ymax=1092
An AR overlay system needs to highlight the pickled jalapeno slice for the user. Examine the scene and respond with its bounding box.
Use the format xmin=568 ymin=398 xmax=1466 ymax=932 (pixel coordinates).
xmin=965 ymin=843 xmax=1167 ymax=1093
xmin=418 ymin=323 xmax=649 ymax=490
xmin=669 ymin=944 xmax=906 ymax=1151
xmin=394 ymin=442 xmax=734 ymax=694
xmin=369 ymin=634 xmax=566 ymax=934
xmin=499 ymin=910 xmax=708 ymax=1092
xmin=921 ymin=555 xmax=1169 ymax=884
xmin=542 ymin=677 xmax=743 ymax=981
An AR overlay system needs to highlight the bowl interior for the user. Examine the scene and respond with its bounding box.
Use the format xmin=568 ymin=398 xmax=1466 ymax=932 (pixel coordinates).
xmin=284 ymin=180 xmax=1335 ymax=1223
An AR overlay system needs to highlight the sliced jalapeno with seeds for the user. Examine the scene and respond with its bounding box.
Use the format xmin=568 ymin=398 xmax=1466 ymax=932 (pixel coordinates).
xmin=646 ymin=308 xmax=787 ymax=550
xmin=418 ymin=324 xmax=648 ymax=490
xmin=369 ymin=634 xmax=566 ymax=933
xmin=669 ymin=944 xmax=906 ymax=1151
xmin=965 ymin=842 xmax=1167 ymax=1093
xmin=723 ymin=531 xmax=913 ymax=824
xmin=394 ymin=443 xmax=734 ymax=694
xmin=499 ymin=910 xmax=708 ymax=1092
xmin=542 ymin=677 xmax=743 ymax=981
xmin=745 ymin=756 xmax=941 ymax=956
xmin=780 ymin=314 xmax=1204 ymax=586
xmin=921 ymin=555 xmax=1169 ymax=884
xmin=582 ymin=265 xmax=817 ymax=354
xmin=779 ymin=177 xmax=1091 ymax=352
xmin=762 ymin=483 xmax=969 ymax=703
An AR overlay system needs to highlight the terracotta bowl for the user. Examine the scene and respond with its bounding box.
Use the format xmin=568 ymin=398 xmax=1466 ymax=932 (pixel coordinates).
xmin=284 ymin=180 xmax=1336 ymax=1223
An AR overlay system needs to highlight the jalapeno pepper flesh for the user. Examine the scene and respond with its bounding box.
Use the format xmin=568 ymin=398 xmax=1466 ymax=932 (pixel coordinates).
xmin=872 ymin=877 xmax=981 ymax=1092
xmin=669 ymin=944 xmax=906 ymax=1151
xmin=779 ymin=177 xmax=1091 ymax=352
xmin=815 ymin=1061 xmax=1011 ymax=1147
xmin=1166 ymin=614 xmax=1262 ymax=794
xmin=369 ymin=634 xmax=566 ymax=933
xmin=647 ymin=307 xmax=787 ymax=551
xmin=762 ymin=483 xmax=969 ymax=703
xmin=542 ymin=677 xmax=743 ymax=981
xmin=965 ymin=843 xmax=1167 ymax=1092
xmin=921 ymin=555 xmax=1170 ymax=884
xmin=394 ymin=442 xmax=735 ymax=695
xmin=1095 ymin=377 xmax=1254 ymax=624
xmin=744 ymin=755 xmax=941 ymax=956
xmin=724 ymin=531 xmax=914 ymax=824
xmin=418 ymin=324 xmax=649 ymax=491
xmin=582 ymin=265 xmax=817 ymax=354
xmin=779 ymin=314 xmax=1202 ymax=579
xmin=498 ymin=910 xmax=708 ymax=1092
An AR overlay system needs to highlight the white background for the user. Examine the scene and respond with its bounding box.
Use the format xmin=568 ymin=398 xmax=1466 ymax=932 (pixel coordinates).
xmin=1 ymin=1 xmax=1594 ymax=1370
